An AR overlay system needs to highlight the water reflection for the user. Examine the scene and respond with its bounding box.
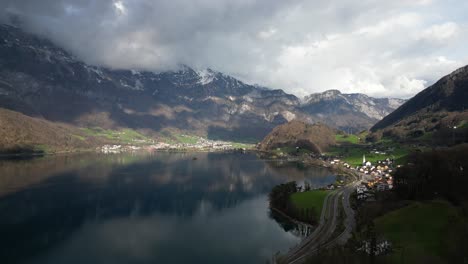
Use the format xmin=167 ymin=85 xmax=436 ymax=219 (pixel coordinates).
xmin=0 ymin=152 xmax=335 ymax=264
xmin=269 ymin=210 xmax=314 ymax=237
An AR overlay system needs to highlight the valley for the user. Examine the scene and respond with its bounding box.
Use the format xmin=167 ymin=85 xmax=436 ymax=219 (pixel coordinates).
xmin=0 ymin=6 xmax=468 ymax=264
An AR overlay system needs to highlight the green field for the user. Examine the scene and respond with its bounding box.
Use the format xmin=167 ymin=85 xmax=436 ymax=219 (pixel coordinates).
xmin=231 ymin=142 xmax=256 ymax=149
xmin=271 ymin=146 xmax=315 ymax=156
xmin=159 ymin=130 xmax=256 ymax=148
xmin=81 ymin=127 xmax=150 ymax=144
xmin=326 ymin=144 xmax=410 ymax=167
xmin=272 ymin=146 xmax=297 ymax=155
xmin=72 ymin=134 xmax=86 ymax=141
xmin=335 ymin=134 xmax=360 ymax=144
xmin=290 ymin=190 xmax=329 ymax=216
xmin=458 ymin=121 xmax=468 ymax=129
xmin=375 ymin=200 xmax=462 ymax=263
xmin=174 ymin=134 xmax=200 ymax=144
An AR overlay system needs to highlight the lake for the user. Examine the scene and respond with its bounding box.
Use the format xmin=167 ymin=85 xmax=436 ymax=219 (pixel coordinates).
xmin=0 ymin=152 xmax=336 ymax=264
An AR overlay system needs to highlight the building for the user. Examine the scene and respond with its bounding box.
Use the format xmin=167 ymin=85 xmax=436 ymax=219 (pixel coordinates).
xmin=376 ymin=182 xmax=390 ymax=192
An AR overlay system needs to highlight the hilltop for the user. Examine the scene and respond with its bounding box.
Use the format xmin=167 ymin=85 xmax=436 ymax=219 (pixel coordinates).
xmin=257 ymin=120 xmax=336 ymax=154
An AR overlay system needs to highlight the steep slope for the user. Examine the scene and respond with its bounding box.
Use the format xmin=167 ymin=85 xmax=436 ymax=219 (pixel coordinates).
xmin=257 ymin=120 xmax=336 ymax=154
xmin=369 ymin=65 xmax=468 ymax=143
xmin=0 ymin=108 xmax=101 ymax=154
xmin=301 ymin=90 xmax=405 ymax=133
xmin=372 ymin=65 xmax=468 ymax=131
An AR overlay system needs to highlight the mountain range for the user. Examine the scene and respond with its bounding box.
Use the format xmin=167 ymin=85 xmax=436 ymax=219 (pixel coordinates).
xmin=302 ymin=90 xmax=405 ymax=133
xmin=0 ymin=24 xmax=405 ymax=145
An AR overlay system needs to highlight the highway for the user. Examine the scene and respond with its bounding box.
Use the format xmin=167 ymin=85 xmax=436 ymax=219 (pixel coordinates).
xmin=280 ymin=180 xmax=359 ymax=264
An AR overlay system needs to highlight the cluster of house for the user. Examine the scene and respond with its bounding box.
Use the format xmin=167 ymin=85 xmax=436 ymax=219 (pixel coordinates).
xmin=152 ymin=138 xmax=235 ymax=151
xmin=355 ymin=155 xmax=401 ymax=201
xmin=99 ymin=145 xmax=142 ymax=154
xmin=356 ymin=184 xmax=371 ymax=200
xmin=359 ymin=155 xmax=395 ymax=187
xmin=149 ymin=142 xmax=172 ymax=150
xmin=320 ymin=152 xmax=398 ymax=200
xmin=98 ymin=137 xmax=239 ymax=154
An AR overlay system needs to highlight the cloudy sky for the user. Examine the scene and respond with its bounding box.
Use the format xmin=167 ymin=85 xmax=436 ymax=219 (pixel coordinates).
xmin=1 ymin=0 xmax=467 ymax=98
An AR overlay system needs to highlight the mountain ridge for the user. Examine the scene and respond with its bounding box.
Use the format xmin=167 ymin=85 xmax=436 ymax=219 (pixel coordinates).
xmin=369 ymin=65 xmax=468 ymax=144
xmin=372 ymin=65 xmax=468 ymax=131
xmin=300 ymin=90 xmax=406 ymax=132
xmin=0 ymin=24 xmax=404 ymax=143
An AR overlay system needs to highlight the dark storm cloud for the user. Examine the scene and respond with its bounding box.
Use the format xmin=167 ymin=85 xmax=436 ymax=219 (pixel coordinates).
xmin=0 ymin=0 xmax=467 ymax=98
xmin=0 ymin=0 xmax=297 ymax=70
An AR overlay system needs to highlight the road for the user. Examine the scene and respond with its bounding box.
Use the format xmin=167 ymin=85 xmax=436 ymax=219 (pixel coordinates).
xmin=280 ymin=180 xmax=359 ymax=264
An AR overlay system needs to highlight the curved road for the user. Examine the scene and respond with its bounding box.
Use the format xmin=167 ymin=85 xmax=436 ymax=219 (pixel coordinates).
xmin=280 ymin=180 xmax=359 ymax=264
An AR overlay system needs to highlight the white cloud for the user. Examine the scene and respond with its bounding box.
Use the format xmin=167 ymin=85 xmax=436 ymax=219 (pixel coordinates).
xmin=255 ymin=8 xmax=467 ymax=98
xmin=113 ymin=1 xmax=126 ymax=15
xmin=420 ymin=22 xmax=460 ymax=41
xmin=355 ymin=13 xmax=423 ymax=36
xmin=258 ymin=28 xmax=277 ymax=39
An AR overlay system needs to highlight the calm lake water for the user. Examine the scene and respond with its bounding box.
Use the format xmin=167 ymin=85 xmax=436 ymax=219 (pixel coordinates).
xmin=0 ymin=152 xmax=336 ymax=264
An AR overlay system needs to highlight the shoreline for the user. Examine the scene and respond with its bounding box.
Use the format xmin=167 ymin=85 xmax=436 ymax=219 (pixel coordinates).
xmin=266 ymin=151 xmax=360 ymax=262
xmin=270 ymin=206 xmax=317 ymax=229
xmin=0 ymin=146 xmax=256 ymax=159
xmin=0 ymin=148 xmax=96 ymax=159
xmin=267 ymin=159 xmax=357 ymax=231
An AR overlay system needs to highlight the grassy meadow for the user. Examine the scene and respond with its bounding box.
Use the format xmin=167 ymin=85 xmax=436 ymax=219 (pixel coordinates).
xmin=290 ymin=190 xmax=329 ymax=217
xmin=374 ymin=200 xmax=465 ymax=263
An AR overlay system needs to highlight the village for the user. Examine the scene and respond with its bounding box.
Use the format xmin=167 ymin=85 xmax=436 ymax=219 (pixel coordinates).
xmin=315 ymin=150 xmax=398 ymax=202
xmin=353 ymin=154 xmax=396 ymax=202
xmin=98 ymin=136 xmax=240 ymax=154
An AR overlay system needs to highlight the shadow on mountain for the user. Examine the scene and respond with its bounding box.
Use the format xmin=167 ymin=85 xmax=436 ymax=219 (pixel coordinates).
xmin=207 ymin=124 xmax=274 ymax=143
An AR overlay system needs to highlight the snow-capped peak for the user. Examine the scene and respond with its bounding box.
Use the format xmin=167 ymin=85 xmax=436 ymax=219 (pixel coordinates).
xmin=197 ymin=68 xmax=217 ymax=85
xmin=130 ymin=69 xmax=141 ymax=75
xmin=303 ymin=89 xmax=343 ymax=104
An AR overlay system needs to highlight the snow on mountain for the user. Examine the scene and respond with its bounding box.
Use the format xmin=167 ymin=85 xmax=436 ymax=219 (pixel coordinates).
xmin=303 ymin=90 xmax=406 ymax=121
xmin=197 ymin=69 xmax=216 ymax=85
xmin=303 ymin=89 xmax=343 ymax=104
xmin=0 ymin=23 xmax=406 ymax=139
